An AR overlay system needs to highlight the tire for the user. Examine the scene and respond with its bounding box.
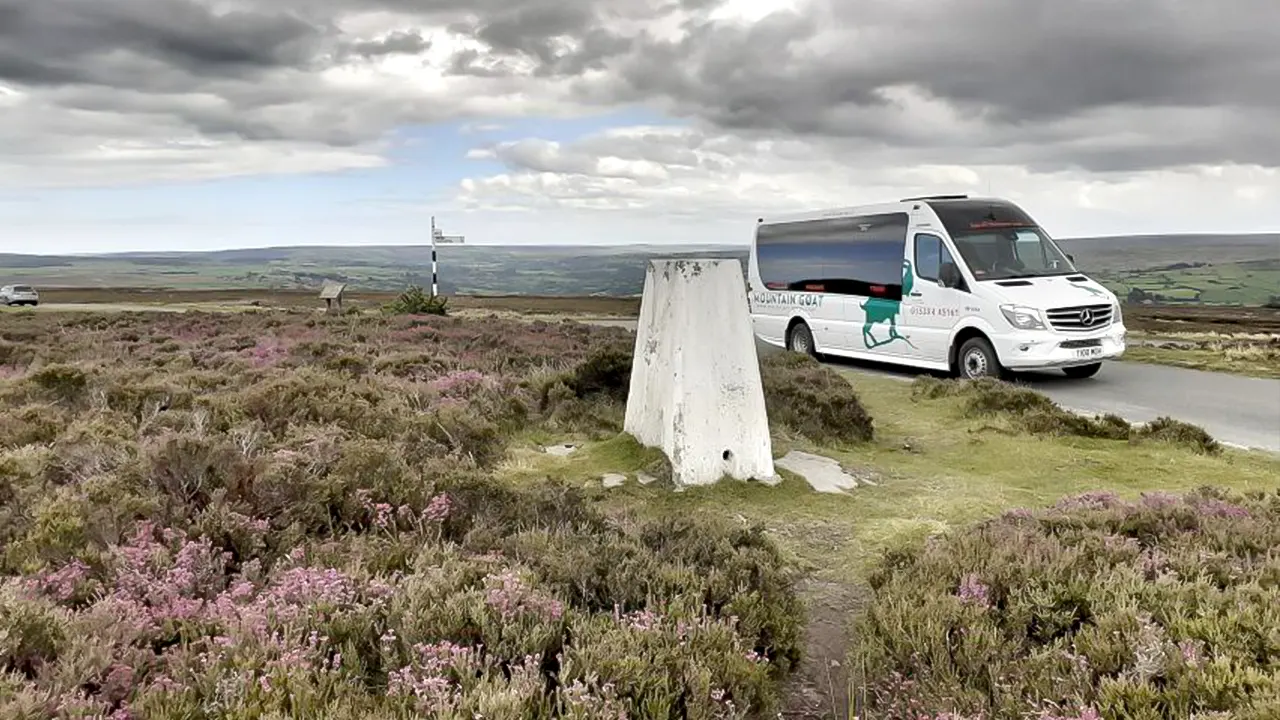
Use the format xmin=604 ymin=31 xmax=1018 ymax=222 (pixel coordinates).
xmin=956 ymin=336 xmax=1003 ymax=380
xmin=786 ymin=321 xmax=817 ymax=357
xmin=1063 ymin=362 xmax=1102 ymax=379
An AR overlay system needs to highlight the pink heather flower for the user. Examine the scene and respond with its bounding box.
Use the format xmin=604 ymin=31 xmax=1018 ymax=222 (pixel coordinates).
xmin=484 ymin=570 xmax=564 ymax=622
xmin=1192 ymin=498 xmax=1251 ymax=519
xmin=1103 ymin=535 xmax=1140 ymax=553
xmin=1054 ymin=490 xmax=1122 ymax=512
xmin=428 ymin=370 xmax=486 ymax=395
xmin=147 ymin=675 xmax=186 ymax=694
xmin=621 ymin=609 xmax=661 ymax=632
xmin=1139 ymin=491 xmax=1181 ymax=510
xmin=1179 ymin=639 xmax=1204 ymax=666
xmin=380 ymin=629 xmax=399 ymax=653
xmin=28 ymin=558 xmax=92 ymax=602
xmin=422 ymin=493 xmax=452 ymax=523
xmin=1139 ymin=548 xmax=1169 ymax=578
xmin=102 ymin=664 xmax=136 ymax=704
xmin=1041 ymin=709 xmax=1101 ymax=720
xmin=385 ymin=643 xmax=483 ymax=715
xmin=956 ymin=574 xmax=991 ymax=609
xmin=226 ymin=511 xmax=271 ymax=534
xmin=245 ymin=338 xmax=289 ymax=367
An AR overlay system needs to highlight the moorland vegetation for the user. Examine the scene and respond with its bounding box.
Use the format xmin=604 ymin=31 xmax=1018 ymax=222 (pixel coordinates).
xmin=0 ymin=309 xmax=1275 ymax=719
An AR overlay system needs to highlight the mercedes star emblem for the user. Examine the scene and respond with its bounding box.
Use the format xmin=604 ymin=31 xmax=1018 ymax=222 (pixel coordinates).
xmin=1079 ymin=308 xmax=1094 ymax=325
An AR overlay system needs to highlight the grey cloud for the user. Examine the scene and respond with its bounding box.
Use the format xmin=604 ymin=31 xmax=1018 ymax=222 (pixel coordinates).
xmin=0 ymin=0 xmax=328 ymax=88
xmin=583 ymin=0 xmax=1280 ymax=170
xmin=350 ymin=30 xmax=430 ymax=57
xmin=3 ymin=0 xmax=1279 ymax=183
xmin=443 ymin=2 xmax=635 ymax=78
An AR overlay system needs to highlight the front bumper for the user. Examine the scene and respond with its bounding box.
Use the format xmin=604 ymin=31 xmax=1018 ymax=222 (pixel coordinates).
xmin=993 ymin=324 xmax=1127 ymax=370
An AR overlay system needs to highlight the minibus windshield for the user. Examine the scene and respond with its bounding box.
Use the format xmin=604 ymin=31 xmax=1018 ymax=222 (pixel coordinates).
xmin=949 ymin=226 xmax=1077 ymax=281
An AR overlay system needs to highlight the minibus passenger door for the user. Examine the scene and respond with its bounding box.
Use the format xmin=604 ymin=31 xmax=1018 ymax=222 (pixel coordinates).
xmin=902 ymin=233 xmax=966 ymax=365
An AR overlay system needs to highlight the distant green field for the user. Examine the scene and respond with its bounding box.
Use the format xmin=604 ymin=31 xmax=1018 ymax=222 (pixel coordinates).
xmin=1097 ymin=259 xmax=1280 ymax=306
xmin=3 ymin=235 xmax=1279 ymax=304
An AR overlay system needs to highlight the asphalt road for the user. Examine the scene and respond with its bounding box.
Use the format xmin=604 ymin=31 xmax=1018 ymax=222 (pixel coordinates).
xmin=587 ymin=318 xmax=1280 ymax=453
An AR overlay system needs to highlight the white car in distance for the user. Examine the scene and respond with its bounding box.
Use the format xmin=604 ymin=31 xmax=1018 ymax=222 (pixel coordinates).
xmin=0 ymin=285 xmax=40 ymax=307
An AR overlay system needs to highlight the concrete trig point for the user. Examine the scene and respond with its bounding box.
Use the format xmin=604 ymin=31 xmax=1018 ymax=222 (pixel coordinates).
xmin=319 ymin=282 xmax=346 ymax=315
xmin=623 ymin=259 xmax=778 ymax=488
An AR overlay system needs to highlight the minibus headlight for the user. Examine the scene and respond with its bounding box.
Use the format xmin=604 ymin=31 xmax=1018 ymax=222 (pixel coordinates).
xmin=1000 ymin=304 xmax=1046 ymax=330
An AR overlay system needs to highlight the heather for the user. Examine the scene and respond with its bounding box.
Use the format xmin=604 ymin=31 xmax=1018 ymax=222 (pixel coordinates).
xmin=851 ymin=487 xmax=1280 ymax=720
xmin=911 ymin=377 xmax=1220 ymax=454
xmin=0 ymin=311 xmax=805 ymax=719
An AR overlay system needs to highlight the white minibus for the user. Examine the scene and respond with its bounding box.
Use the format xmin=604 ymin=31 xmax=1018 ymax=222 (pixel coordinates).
xmin=747 ymin=195 xmax=1126 ymax=379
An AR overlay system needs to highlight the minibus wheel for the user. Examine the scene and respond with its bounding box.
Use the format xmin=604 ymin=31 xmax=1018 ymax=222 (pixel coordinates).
xmin=787 ymin=321 xmax=816 ymax=357
xmin=956 ymin=336 xmax=1002 ymax=379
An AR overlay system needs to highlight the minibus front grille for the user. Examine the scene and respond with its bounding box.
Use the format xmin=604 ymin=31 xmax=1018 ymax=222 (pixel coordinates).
xmin=1059 ymin=338 xmax=1103 ymax=349
xmin=1046 ymin=304 xmax=1113 ymax=332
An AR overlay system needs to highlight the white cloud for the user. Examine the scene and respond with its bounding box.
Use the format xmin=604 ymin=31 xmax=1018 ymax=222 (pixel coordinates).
xmin=457 ymin=124 xmax=1280 ymax=237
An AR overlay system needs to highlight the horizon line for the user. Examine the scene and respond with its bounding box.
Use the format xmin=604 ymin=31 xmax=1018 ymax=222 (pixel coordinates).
xmin=4 ymin=230 xmax=1280 ymax=259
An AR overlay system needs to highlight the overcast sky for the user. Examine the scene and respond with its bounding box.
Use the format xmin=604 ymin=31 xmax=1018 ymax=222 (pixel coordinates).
xmin=2 ymin=0 xmax=1279 ymax=253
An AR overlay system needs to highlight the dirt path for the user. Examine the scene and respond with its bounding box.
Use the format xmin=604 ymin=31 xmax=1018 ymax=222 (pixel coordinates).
xmin=782 ymin=580 xmax=864 ymax=720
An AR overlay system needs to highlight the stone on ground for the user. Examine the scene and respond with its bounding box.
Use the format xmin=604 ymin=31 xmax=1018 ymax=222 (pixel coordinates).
xmin=601 ymin=473 xmax=627 ymax=489
xmin=775 ymin=451 xmax=860 ymax=494
xmin=624 ymin=259 xmax=777 ymax=488
xmin=543 ymin=443 xmax=579 ymax=457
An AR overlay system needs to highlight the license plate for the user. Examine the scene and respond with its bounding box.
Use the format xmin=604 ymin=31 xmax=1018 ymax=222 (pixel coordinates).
xmin=1074 ymin=347 xmax=1103 ymax=358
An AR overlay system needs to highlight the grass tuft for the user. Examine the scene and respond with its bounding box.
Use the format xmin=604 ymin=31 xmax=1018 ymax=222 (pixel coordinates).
xmin=911 ymin=377 xmax=1221 ymax=453
xmin=760 ymin=353 xmax=875 ymax=445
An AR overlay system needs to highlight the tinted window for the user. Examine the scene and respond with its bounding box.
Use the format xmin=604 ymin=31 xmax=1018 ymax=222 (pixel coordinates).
xmin=755 ymin=213 xmax=908 ymax=299
xmin=950 ymin=226 xmax=1074 ymax=280
xmin=915 ymin=233 xmax=961 ymax=283
xmin=925 ymin=198 xmax=1038 ymax=237
xmin=914 ymin=234 xmax=942 ymax=280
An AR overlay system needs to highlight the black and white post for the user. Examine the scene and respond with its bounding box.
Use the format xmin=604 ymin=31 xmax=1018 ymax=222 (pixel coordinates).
xmin=430 ymin=215 xmax=465 ymax=297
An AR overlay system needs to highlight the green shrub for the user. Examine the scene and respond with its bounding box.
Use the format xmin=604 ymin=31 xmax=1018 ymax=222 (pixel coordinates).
xmin=760 ymin=352 xmax=874 ymax=444
xmin=0 ymin=404 xmax=64 ymax=448
xmin=913 ymin=377 xmax=1220 ymax=452
xmin=1134 ymin=416 xmax=1221 ymax=455
xmin=27 ymin=364 xmax=89 ymax=404
xmin=851 ymin=487 xmax=1280 ymax=720
xmin=387 ymin=285 xmax=448 ymax=315
xmin=0 ymin=584 xmax=68 ymax=678
xmin=536 ymin=345 xmax=634 ymax=435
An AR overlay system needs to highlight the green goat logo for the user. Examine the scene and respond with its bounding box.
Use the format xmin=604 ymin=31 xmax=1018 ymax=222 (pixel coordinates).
xmin=861 ymin=259 xmax=916 ymax=350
